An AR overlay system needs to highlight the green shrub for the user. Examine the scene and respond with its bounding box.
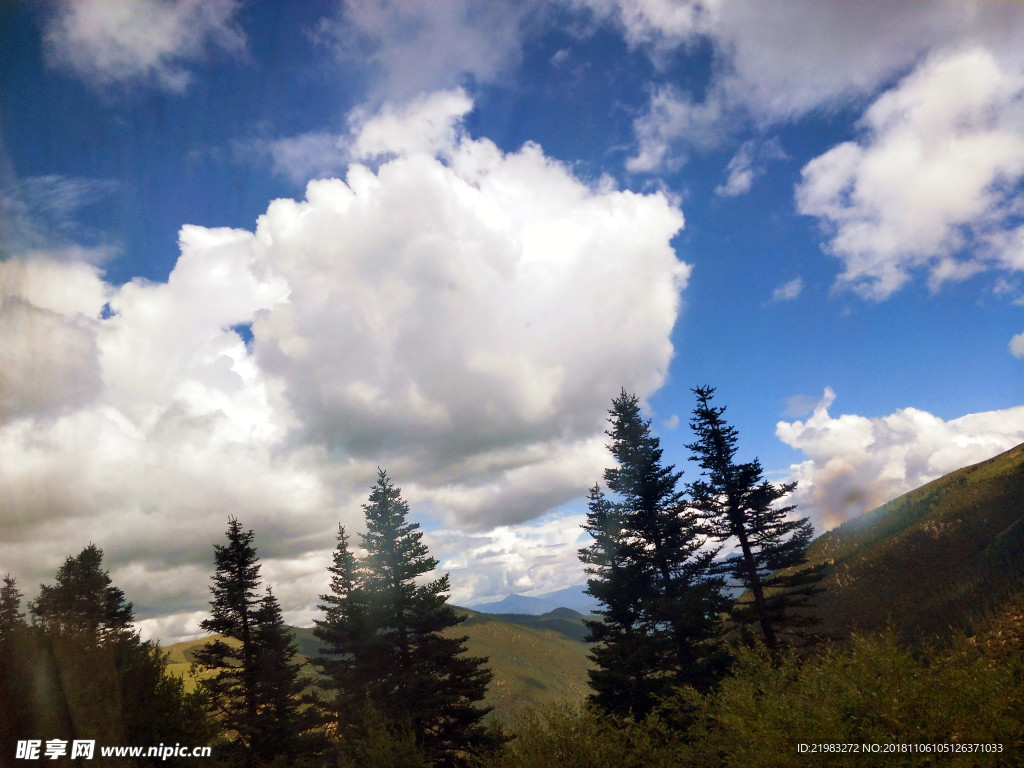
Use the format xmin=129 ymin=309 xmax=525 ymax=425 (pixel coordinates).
xmin=674 ymin=630 xmax=1023 ymax=767
xmin=480 ymin=703 xmax=689 ymax=768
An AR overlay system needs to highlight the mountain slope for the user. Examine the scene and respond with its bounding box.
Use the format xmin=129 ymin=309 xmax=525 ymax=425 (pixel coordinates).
xmin=801 ymin=441 xmax=1024 ymax=643
xmin=164 ymin=608 xmax=593 ymax=722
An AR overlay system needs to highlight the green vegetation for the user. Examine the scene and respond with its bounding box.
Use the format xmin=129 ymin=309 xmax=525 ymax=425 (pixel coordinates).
xmin=166 ymin=611 xmax=592 ymax=723
xmin=687 ymin=386 xmax=823 ymax=650
xmin=580 ymin=390 xmax=727 ymax=717
xmin=0 ymin=549 xmax=211 ymax=766
xmin=478 ymin=621 xmax=1023 ymax=768
xmin=313 ymin=470 xmax=497 ymax=766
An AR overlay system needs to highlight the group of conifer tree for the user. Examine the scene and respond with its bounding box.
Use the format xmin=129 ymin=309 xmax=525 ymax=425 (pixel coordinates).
xmin=0 ymin=470 xmax=494 ymax=767
xmin=0 ymin=547 xmax=211 ymax=766
xmin=188 ymin=469 xmax=496 ymax=767
xmin=579 ymin=387 xmax=823 ymax=718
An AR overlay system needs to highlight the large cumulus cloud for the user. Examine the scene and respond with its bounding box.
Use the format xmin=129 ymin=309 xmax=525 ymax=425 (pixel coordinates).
xmin=249 ymin=105 xmax=688 ymax=528
xmin=0 ymin=93 xmax=687 ymax=641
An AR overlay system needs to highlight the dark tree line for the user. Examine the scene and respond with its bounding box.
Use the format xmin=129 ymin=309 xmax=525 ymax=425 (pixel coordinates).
xmin=0 ymin=548 xmax=211 ymax=767
xmin=580 ymin=387 xmax=823 ymax=719
xmin=2 ymin=479 xmax=493 ymax=768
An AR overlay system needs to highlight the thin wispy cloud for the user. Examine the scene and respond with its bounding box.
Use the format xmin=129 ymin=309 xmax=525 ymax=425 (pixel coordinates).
xmin=772 ymin=277 xmax=804 ymax=302
xmin=42 ymin=0 xmax=247 ymax=93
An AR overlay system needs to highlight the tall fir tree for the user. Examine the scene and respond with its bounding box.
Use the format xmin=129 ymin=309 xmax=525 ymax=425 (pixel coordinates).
xmin=686 ymin=386 xmax=823 ymax=651
xmin=316 ymin=470 xmax=495 ymax=766
xmin=251 ymin=587 xmax=314 ymax=764
xmin=0 ymin=574 xmax=25 ymax=641
xmin=194 ymin=518 xmax=306 ymax=766
xmin=580 ymin=390 xmax=727 ymax=718
xmin=580 ymin=485 xmax=658 ymax=716
xmin=313 ymin=525 xmax=373 ymax=735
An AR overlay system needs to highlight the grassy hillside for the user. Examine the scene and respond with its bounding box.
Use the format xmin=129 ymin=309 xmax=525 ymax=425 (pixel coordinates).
xmin=801 ymin=441 xmax=1024 ymax=644
xmin=456 ymin=608 xmax=592 ymax=718
xmin=163 ymin=608 xmax=593 ymax=722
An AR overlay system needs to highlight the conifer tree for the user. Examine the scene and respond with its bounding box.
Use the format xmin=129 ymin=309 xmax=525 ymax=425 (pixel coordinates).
xmin=686 ymin=386 xmax=822 ymax=651
xmin=16 ymin=550 xmax=210 ymax=759
xmin=28 ymin=545 xmax=137 ymax=744
xmin=313 ymin=525 xmax=372 ymax=734
xmin=316 ymin=470 xmax=495 ymax=765
xmin=0 ymin=574 xmax=25 ymax=641
xmin=194 ymin=518 xmax=306 ymax=766
xmin=30 ymin=544 xmax=134 ymax=640
xmin=580 ymin=390 xmax=726 ymax=718
xmin=580 ymin=485 xmax=658 ymax=715
xmin=251 ymin=587 xmax=314 ymax=763
xmin=0 ymin=574 xmax=32 ymax=760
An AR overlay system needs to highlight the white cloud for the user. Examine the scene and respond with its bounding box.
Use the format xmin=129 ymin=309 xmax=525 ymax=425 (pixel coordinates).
xmin=246 ymin=89 xmax=475 ymax=184
xmin=313 ymin=1 xmax=532 ymax=102
xmin=600 ymin=0 xmax=1022 ymax=171
xmin=715 ymin=138 xmax=787 ymax=198
xmin=1010 ymin=331 xmax=1024 ymax=358
xmin=708 ymin=0 xmax=1021 ymax=123
xmin=0 ymin=231 xmax=317 ymax=643
xmin=586 ymin=0 xmax=709 ymax=66
xmin=627 ymin=85 xmax=729 ymax=172
xmin=0 ymin=259 xmax=109 ymax=420
xmin=0 ymin=94 xmax=688 ymax=642
xmin=350 ymin=89 xmax=475 ymax=161
xmin=43 ymin=0 xmax=246 ymax=92
xmin=771 ymin=277 xmax=804 ymax=302
xmin=715 ymin=148 xmax=753 ymax=197
xmin=1 ymin=173 xmax=121 ymax=262
xmin=249 ymin=116 xmax=689 ymax=529
xmin=426 ymin=511 xmax=591 ymax=607
xmin=796 ymin=49 xmax=1023 ymax=300
xmin=250 ymin=132 xmax=351 ymax=187
xmin=776 ymin=388 xmax=1024 ymax=533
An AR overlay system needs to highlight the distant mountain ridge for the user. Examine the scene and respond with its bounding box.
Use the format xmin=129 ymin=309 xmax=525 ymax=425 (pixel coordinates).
xmin=467 ymin=584 xmax=599 ymax=615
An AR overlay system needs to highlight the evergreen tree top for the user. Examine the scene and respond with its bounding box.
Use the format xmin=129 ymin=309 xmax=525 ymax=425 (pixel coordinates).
xmin=201 ymin=516 xmax=262 ymax=639
xmin=604 ymin=389 xmax=684 ymax=508
xmin=687 ymin=386 xmax=741 ymax=475
xmin=29 ymin=544 xmax=134 ymax=639
xmin=1 ymin=574 xmax=26 ymax=637
xmin=361 ymin=468 xmax=437 ymax=585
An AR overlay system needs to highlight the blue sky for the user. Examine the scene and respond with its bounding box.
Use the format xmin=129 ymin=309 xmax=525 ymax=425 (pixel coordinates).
xmin=1 ymin=0 xmax=1022 ymax=642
